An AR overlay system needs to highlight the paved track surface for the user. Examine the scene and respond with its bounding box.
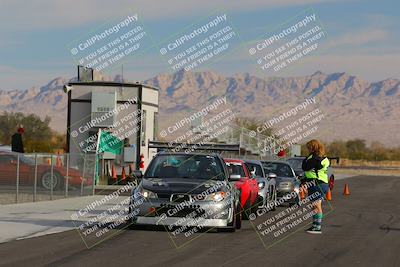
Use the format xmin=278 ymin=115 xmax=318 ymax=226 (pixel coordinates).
xmin=1 ymin=175 xmax=399 ymax=267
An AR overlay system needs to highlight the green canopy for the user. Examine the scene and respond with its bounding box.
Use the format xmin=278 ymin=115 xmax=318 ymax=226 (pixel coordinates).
xmin=96 ymin=130 xmax=123 ymax=155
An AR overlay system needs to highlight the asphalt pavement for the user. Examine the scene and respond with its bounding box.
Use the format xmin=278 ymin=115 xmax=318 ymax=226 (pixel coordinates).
xmin=0 ymin=175 xmax=399 ymax=267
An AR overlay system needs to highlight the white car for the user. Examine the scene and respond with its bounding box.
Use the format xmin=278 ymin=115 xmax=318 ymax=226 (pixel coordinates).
xmin=0 ymin=145 xmax=12 ymax=152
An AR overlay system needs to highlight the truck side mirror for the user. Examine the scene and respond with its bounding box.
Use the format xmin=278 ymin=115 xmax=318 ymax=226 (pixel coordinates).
xmin=229 ymin=174 xmax=241 ymax=181
xmin=132 ymin=170 xmax=143 ymax=179
xmin=295 ymin=171 xmax=303 ymax=179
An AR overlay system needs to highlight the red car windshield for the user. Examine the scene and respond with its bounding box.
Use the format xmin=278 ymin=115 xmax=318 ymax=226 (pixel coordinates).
xmin=225 ymin=162 xmax=246 ymax=177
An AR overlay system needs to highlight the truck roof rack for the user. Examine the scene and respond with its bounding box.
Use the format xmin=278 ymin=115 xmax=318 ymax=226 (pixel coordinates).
xmin=148 ymin=140 xmax=240 ymax=153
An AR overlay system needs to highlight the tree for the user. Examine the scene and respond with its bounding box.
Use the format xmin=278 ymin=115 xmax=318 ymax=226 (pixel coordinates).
xmin=369 ymin=141 xmax=389 ymax=161
xmin=0 ymin=112 xmax=54 ymax=152
xmin=346 ymin=139 xmax=368 ymax=159
xmin=327 ymin=140 xmax=348 ymax=158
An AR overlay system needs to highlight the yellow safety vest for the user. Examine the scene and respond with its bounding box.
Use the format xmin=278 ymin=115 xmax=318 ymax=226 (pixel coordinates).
xmin=304 ymin=155 xmax=330 ymax=183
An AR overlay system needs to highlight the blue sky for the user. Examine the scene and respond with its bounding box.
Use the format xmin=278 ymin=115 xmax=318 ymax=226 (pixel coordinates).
xmin=0 ymin=0 xmax=399 ymax=90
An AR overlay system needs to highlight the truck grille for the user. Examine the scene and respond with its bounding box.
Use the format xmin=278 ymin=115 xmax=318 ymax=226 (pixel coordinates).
xmin=170 ymin=194 xmax=191 ymax=203
xmin=159 ymin=204 xmax=205 ymax=218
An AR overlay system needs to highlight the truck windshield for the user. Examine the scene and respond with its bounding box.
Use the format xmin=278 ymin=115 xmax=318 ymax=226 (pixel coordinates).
xmin=145 ymin=154 xmax=225 ymax=180
xmin=287 ymin=158 xmax=303 ymax=171
xmin=263 ymin=162 xmax=295 ymax=178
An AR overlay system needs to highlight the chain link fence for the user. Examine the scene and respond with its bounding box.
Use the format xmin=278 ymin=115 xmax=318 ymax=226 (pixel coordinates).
xmin=0 ymin=152 xmax=96 ymax=204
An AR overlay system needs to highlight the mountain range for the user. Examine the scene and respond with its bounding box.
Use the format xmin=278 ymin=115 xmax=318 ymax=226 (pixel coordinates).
xmin=0 ymin=70 xmax=399 ymax=146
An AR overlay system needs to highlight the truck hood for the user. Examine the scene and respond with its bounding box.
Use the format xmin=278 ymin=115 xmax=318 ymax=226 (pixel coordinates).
xmin=255 ymin=177 xmax=267 ymax=183
xmin=141 ymin=178 xmax=226 ymax=195
xmin=276 ymin=177 xmax=298 ymax=185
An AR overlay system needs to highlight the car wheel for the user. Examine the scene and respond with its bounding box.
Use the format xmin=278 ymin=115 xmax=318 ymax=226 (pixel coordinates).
xmin=250 ymin=195 xmax=259 ymax=214
xmin=289 ymin=194 xmax=300 ymax=206
xmin=235 ymin=203 xmax=242 ymax=230
xmin=224 ymin=203 xmax=241 ymax=232
xmin=264 ymin=191 xmax=270 ymax=211
xmin=127 ymin=205 xmax=132 ymax=220
xmin=242 ymin=198 xmax=251 ymax=220
xmin=295 ymin=194 xmax=300 ymax=206
xmin=128 ymin=220 xmax=137 ymax=230
xmin=41 ymin=171 xmax=62 ymax=190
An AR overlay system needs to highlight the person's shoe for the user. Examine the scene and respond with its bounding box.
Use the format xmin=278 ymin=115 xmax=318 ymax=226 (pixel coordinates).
xmin=306 ymin=226 xmax=322 ymax=234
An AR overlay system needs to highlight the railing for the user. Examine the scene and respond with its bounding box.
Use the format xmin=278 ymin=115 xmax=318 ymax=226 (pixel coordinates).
xmin=217 ymin=126 xmax=281 ymax=160
xmin=0 ymin=152 xmax=96 ymax=204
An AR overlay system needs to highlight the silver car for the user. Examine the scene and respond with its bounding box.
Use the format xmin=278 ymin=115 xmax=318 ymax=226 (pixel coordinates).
xmin=287 ymin=156 xmax=335 ymax=191
xmin=128 ymin=152 xmax=242 ymax=232
xmin=244 ymin=159 xmax=277 ymax=210
xmin=261 ymin=160 xmax=301 ymax=206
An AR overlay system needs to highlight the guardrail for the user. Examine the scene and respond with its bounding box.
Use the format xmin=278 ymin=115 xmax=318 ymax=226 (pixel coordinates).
xmin=0 ymin=152 xmax=96 ymax=204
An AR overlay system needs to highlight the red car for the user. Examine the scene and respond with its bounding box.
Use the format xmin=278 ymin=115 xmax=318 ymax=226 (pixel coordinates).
xmin=224 ymin=158 xmax=259 ymax=218
xmin=0 ymin=152 xmax=91 ymax=190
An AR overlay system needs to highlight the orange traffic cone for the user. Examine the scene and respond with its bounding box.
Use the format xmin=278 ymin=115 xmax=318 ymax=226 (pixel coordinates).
xmin=111 ymin=164 xmax=117 ymax=184
xmin=343 ymin=184 xmax=350 ymax=196
xmin=56 ymin=154 xmax=62 ymax=167
xmin=325 ymin=189 xmax=332 ymax=201
xmin=121 ymin=167 xmax=126 ymax=184
xmin=300 ymin=187 xmax=306 ymax=200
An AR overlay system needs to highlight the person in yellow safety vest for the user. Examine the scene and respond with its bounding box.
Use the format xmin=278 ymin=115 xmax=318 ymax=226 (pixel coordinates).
xmin=301 ymin=139 xmax=330 ymax=234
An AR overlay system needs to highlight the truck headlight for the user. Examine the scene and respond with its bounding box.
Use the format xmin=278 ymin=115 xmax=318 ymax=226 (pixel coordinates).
xmin=205 ymin=191 xmax=226 ymax=202
xmin=258 ymin=182 xmax=265 ymax=189
xmin=140 ymin=188 xmax=158 ymax=199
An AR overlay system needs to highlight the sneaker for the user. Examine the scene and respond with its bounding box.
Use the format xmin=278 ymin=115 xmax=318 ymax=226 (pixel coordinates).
xmin=306 ymin=226 xmax=322 ymax=234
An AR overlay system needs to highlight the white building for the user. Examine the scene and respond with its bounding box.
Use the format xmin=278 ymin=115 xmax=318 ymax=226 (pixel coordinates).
xmin=65 ymin=69 xmax=158 ymax=185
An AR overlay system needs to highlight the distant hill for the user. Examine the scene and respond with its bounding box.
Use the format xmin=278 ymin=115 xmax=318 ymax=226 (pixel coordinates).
xmin=1 ymin=70 xmax=399 ymax=146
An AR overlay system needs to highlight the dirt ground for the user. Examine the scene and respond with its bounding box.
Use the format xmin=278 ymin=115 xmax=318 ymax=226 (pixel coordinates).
xmin=332 ymin=167 xmax=400 ymax=176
